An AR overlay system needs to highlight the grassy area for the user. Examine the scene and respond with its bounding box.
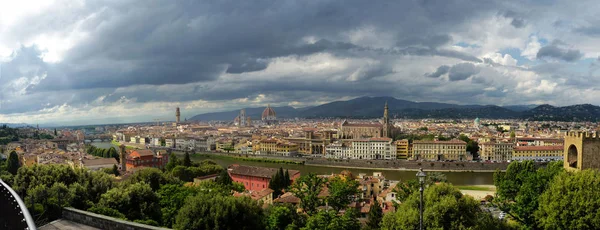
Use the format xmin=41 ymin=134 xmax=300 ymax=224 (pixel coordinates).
xmin=195 ymin=153 xmax=304 ymax=165
xmin=111 ymin=139 xmax=140 ymax=150
xmin=456 ymin=185 xmax=495 ymax=191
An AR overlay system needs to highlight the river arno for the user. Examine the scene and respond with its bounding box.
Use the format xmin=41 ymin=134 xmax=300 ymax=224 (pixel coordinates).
xmin=89 ymin=141 xmax=495 ymax=185
xmin=193 ymin=155 xmax=495 ymax=186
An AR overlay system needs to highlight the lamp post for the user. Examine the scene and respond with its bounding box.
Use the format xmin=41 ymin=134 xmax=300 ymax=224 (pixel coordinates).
xmin=416 ymin=168 xmax=427 ymax=230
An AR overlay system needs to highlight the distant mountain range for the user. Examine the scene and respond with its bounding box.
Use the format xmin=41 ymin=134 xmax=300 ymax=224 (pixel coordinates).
xmin=189 ymin=96 xmax=600 ymax=122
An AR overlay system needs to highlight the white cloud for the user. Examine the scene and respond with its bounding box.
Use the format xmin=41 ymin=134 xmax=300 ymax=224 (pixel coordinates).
xmin=521 ymin=36 xmax=541 ymax=60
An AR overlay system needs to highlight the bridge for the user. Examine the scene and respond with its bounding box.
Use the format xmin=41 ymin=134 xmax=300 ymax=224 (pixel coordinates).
xmin=0 ymin=179 xmax=36 ymax=229
xmin=84 ymin=134 xmax=113 ymax=142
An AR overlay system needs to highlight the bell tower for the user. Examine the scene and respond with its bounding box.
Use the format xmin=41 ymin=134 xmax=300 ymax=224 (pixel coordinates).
xmin=383 ymin=102 xmax=390 ymax=138
xmin=119 ymin=144 xmax=127 ymax=171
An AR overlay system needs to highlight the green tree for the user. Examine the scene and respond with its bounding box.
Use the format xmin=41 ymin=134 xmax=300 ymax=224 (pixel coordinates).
xmin=270 ymin=169 xmax=284 ymax=197
xmin=174 ymin=194 xmax=264 ymax=230
xmin=392 ymin=179 xmax=420 ymax=202
xmin=265 ymin=204 xmax=305 ymax=230
xmin=183 ymin=152 xmax=192 ymax=167
xmin=7 ymin=151 xmax=20 ymax=175
xmin=382 ymin=183 xmax=507 ymax=230
xmin=125 ymin=167 xmax=179 ymax=191
xmin=284 ymin=169 xmax=290 ymax=187
xmin=326 ymin=175 xmax=359 ymax=212
xmin=367 ymin=198 xmax=383 ymax=229
xmin=54 ymin=128 xmax=57 ymax=136
xmin=96 ymin=182 xmax=162 ymax=224
xmin=112 ymin=164 xmax=120 ymax=176
xmin=157 ymin=184 xmax=202 ymax=228
xmin=301 ymin=209 xmax=360 ymax=230
xmin=535 ymin=170 xmax=600 ymax=229
xmin=165 ymin=152 xmax=179 ymax=172
xmin=494 ymin=160 xmax=563 ymax=227
xmin=290 ymin=173 xmax=325 ymax=215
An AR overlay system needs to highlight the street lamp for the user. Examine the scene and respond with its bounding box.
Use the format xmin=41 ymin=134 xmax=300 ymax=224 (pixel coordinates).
xmin=416 ymin=168 xmax=427 ymax=230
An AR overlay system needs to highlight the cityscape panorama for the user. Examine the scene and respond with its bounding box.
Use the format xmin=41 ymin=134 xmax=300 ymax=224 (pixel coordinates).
xmin=1 ymin=1 xmax=600 ymax=229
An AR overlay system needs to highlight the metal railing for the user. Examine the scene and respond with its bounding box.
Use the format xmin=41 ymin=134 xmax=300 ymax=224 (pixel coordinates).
xmin=0 ymin=179 xmax=37 ymax=230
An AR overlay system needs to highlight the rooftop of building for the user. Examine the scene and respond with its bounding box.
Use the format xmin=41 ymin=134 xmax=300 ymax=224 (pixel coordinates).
xmin=513 ymin=145 xmax=564 ymax=151
xmin=82 ymin=158 xmax=118 ymax=167
xmin=413 ymin=139 xmax=466 ymax=144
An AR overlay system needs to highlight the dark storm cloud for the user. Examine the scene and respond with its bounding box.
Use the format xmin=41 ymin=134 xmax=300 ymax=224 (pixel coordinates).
xmin=448 ymin=63 xmax=480 ymax=81
xmin=1 ymin=0 xmax=506 ymax=115
xmin=574 ymin=26 xmax=600 ymax=37
xmin=501 ymin=10 xmax=526 ymax=28
xmin=536 ymin=41 xmax=583 ymax=62
xmin=425 ymin=65 xmax=450 ymax=78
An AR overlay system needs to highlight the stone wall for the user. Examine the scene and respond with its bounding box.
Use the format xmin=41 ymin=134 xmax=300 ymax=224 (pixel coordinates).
xmin=305 ymin=158 xmax=525 ymax=171
xmin=62 ymin=207 xmax=170 ymax=230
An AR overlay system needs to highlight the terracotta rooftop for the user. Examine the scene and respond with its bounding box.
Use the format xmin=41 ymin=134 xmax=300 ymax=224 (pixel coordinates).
xmin=228 ymin=165 xmax=300 ymax=179
xmin=82 ymin=158 xmax=118 ymax=167
xmin=130 ymin=149 xmax=155 ymax=157
xmin=273 ymin=192 xmax=300 ymax=204
xmin=342 ymin=123 xmax=383 ymax=128
xmin=413 ymin=139 xmax=466 ymax=144
xmin=514 ymin=146 xmax=564 ymax=151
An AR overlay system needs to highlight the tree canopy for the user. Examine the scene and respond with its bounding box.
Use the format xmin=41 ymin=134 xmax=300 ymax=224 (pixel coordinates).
xmin=290 ymin=173 xmax=325 ymax=215
xmin=326 ymin=175 xmax=360 ymax=212
xmin=174 ymin=194 xmax=264 ymax=230
xmin=382 ymin=183 xmax=508 ymax=230
xmin=535 ymin=170 xmax=600 ymax=229
xmin=494 ymin=160 xmax=563 ymax=227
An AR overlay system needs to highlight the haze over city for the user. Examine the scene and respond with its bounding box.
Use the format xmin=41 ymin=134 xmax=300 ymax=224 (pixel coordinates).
xmin=2 ymin=0 xmax=600 ymax=125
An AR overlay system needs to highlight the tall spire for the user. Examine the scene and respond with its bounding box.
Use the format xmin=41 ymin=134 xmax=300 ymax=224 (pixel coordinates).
xmin=383 ymin=102 xmax=390 ymax=138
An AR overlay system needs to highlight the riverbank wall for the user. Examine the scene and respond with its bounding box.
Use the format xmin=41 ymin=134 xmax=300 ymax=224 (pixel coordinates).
xmin=304 ymin=158 xmax=515 ymax=172
xmin=191 ymin=152 xmax=545 ymax=172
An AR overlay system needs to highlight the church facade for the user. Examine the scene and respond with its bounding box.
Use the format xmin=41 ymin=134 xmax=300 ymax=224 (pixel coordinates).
xmin=338 ymin=102 xmax=391 ymax=139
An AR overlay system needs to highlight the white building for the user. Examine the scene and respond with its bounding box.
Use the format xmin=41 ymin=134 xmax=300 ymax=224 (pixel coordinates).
xmin=325 ymin=138 xmax=396 ymax=160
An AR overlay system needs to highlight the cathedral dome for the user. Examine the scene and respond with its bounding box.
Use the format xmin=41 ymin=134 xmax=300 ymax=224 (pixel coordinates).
xmin=262 ymin=104 xmax=277 ymax=121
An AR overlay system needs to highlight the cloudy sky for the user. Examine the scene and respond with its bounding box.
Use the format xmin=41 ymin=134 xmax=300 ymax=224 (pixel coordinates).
xmin=1 ymin=0 xmax=600 ymax=125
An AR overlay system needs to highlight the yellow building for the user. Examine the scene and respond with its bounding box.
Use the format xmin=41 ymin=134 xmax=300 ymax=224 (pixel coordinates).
xmin=255 ymin=138 xmax=299 ymax=156
xmin=216 ymin=139 xmax=234 ymax=152
xmin=395 ymin=139 xmax=411 ymax=160
xmin=512 ymin=145 xmax=563 ymax=161
xmin=412 ymin=140 xmax=467 ymax=161
xmin=21 ymin=154 xmax=38 ymax=167
xmin=479 ymin=141 xmax=513 ymax=162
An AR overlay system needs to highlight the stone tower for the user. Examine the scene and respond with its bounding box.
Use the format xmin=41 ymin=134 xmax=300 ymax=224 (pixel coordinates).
xmin=119 ymin=144 xmax=127 ymax=171
xmin=176 ymin=107 xmax=181 ymax=123
xmin=382 ymin=102 xmax=390 ymax=138
xmin=564 ymin=131 xmax=600 ymax=171
xmin=239 ymin=109 xmax=247 ymax=127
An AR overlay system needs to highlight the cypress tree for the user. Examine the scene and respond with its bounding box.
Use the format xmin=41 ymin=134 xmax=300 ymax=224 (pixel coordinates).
xmin=367 ymin=196 xmax=383 ymax=229
xmin=284 ymin=169 xmax=290 ymax=187
xmin=183 ymin=152 xmax=192 ymax=167
xmin=7 ymin=151 xmax=20 ymax=175
xmin=112 ymin=164 xmax=120 ymax=176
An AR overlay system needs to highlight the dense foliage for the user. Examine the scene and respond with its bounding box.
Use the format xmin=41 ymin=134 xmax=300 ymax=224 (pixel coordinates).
xmin=326 ymin=175 xmax=360 ymax=212
xmin=174 ymin=194 xmax=265 ymax=230
xmin=535 ymin=170 xmax=600 ymax=229
xmin=0 ymin=125 xmax=20 ymax=145
xmin=494 ymin=160 xmax=563 ymax=227
xmin=382 ymin=183 xmax=509 ymax=230
xmin=290 ymin=173 xmax=325 ymax=215
xmin=85 ymin=145 xmax=120 ymax=163
xmin=269 ymin=167 xmax=291 ymax=198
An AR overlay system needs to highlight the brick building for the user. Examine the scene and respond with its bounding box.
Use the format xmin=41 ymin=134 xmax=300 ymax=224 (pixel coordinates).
xmin=125 ymin=149 xmax=168 ymax=171
xmin=228 ymin=165 xmax=300 ymax=192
